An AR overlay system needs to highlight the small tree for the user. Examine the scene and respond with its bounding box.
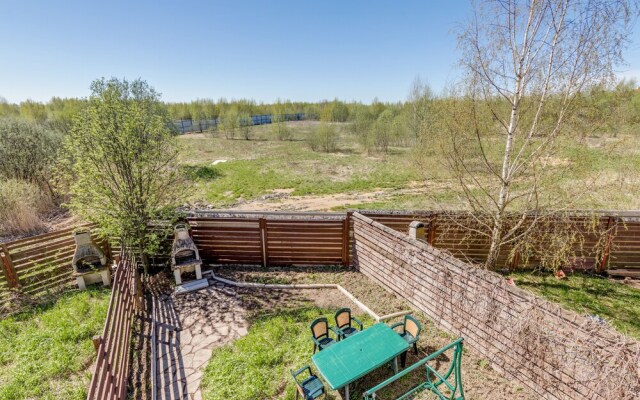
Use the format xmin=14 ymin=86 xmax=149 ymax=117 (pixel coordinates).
xmin=350 ymin=105 xmax=375 ymax=153
xmin=220 ymin=108 xmax=239 ymax=139
xmin=271 ymin=113 xmax=292 ymax=140
xmin=406 ymin=77 xmax=435 ymax=140
xmin=65 ymin=78 xmax=182 ymax=273
xmin=373 ymin=109 xmax=394 ymax=153
xmin=309 ymin=123 xmax=339 ymax=152
xmin=238 ymin=113 xmax=253 ymax=140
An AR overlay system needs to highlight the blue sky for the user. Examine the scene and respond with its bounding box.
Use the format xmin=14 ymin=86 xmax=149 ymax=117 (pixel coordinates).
xmin=1 ymin=0 xmax=639 ymax=104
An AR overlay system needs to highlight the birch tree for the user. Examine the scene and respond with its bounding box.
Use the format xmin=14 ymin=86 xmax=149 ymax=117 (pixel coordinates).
xmin=449 ymin=0 xmax=636 ymax=268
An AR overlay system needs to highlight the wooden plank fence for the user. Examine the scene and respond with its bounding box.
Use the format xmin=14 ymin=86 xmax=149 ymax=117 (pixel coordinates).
xmin=0 ymin=208 xmax=639 ymax=310
xmin=0 ymin=224 xmax=112 ymax=298
xmin=188 ymin=212 xmax=349 ymax=267
xmin=87 ymin=255 xmax=141 ymax=400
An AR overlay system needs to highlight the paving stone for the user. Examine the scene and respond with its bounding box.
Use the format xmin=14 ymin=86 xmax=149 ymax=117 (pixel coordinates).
xmin=155 ymin=283 xmax=248 ymax=399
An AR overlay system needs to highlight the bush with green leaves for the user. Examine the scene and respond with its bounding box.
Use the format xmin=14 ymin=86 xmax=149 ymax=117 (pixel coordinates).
xmin=220 ymin=108 xmax=239 ymax=139
xmin=308 ymin=123 xmax=339 ymax=153
xmin=0 ymin=117 xmax=62 ymax=193
xmin=238 ymin=113 xmax=253 ymax=140
xmin=65 ymin=78 xmax=182 ymax=273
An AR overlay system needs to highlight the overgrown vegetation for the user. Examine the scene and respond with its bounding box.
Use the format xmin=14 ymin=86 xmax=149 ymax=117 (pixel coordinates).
xmin=0 ymin=288 xmax=110 ymax=400
xmin=510 ymin=272 xmax=640 ymax=340
xmin=0 ymin=179 xmax=53 ymax=235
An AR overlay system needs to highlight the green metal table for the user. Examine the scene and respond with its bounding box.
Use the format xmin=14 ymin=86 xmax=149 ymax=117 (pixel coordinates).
xmin=311 ymin=322 xmax=410 ymax=400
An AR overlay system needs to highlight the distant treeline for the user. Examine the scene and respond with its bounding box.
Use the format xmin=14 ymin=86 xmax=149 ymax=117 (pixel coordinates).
xmin=2 ymin=79 xmax=640 ymax=136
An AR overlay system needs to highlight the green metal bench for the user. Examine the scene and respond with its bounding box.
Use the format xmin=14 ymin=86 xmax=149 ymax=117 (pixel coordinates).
xmin=363 ymin=338 xmax=465 ymax=400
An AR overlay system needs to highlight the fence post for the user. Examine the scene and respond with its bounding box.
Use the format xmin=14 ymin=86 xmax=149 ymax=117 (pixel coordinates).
xmin=259 ymin=218 xmax=268 ymax=267
xmin=92 ymin=335 xmax=102 ymax=353
xmin=342 ymin=213 xmax=351 ymax=267
xmin=510 ymin=250 xmax=521 ymax=271
xmin=427 ymin=214 xmax=437 ymax=245
xmin=0 ymin=244 xmax=19 ymax=288
xmin=599 ymin=216 xmax=615 ymax=273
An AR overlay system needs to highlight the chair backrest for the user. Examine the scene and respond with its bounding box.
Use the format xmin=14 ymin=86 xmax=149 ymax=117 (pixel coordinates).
xmin=335 ymin=308 xmax=351 ymax=329
xmin=310 ymin=317 xmax=329 ymax=339
xmin=405 ymin=315 xmax=421 ymax=338
xmin=291 ymin=366 xmax=311 ymax=398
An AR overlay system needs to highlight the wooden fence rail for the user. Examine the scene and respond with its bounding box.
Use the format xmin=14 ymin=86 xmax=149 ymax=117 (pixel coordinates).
xmin=87 ymin=255 xmax=141 ymax=400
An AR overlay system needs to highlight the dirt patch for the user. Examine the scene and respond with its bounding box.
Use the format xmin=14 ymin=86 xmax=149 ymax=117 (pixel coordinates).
xmin=226 ymin=186 xmax=427 ymax=212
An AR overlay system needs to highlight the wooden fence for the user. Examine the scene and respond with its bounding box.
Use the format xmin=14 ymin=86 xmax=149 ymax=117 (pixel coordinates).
xmin=87 ymin=255 xmax=141 ymax=400
xmin=0 ymin=224 xmax=111 ymax=304
xmin=1 ymin=209 xmax=639 ymax=308
xmin=188 ymin=212 xmax=349 ymax=266
xmin=187 ymin=209 xmax=640 ymax=270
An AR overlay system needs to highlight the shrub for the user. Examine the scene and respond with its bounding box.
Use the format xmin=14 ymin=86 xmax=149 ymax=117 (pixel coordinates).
xmin=271 ymin=115 xmax=292 ymax=141
xmin=220 ymin=109 xmax=239 ymax=139
xmin=0 ymin=118 xmax=62 ymax=193
xmin=308 ymin=123 xmax=339 ymax=152
xmin=0 ymin=179 xmax=52 ymax=236
xmin=238 ymin=113 xmax=253 ymax=140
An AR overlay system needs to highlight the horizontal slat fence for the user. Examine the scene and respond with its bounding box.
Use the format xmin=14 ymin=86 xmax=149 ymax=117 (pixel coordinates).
xmin=187 ymin=213 xmax=348 ymax=266
xmin=87 ymin=255 xmax=141 ymax=400
xmin=359 ymin=210 xmax=640 ymax=270
xmin=0 ymin=209 xmax=638 ymax=303
xmin=0 ymin=224 xmax=114 ymax=307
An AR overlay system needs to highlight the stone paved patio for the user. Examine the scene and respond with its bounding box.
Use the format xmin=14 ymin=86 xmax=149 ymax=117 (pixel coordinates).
xmin=154 ymin=282 xmax=249 ymax=400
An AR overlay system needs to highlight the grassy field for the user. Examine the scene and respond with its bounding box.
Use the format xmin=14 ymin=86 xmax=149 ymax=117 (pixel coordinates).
xmin=510 ymin=272 xmax=640 ymax=340
xmin=0 ymin=288 xmax=110 ymax=400
xmin=177 ymin=121 xmax=640 ymax=211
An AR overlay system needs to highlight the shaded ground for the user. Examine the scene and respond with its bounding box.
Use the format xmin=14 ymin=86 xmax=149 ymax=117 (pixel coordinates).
xmin=209 ymin=266 xmax=536 ymax=400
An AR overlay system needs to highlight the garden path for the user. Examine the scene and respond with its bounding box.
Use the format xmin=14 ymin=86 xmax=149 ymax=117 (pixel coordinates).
xmin=154 ymin=281 xmax=249 ymax=400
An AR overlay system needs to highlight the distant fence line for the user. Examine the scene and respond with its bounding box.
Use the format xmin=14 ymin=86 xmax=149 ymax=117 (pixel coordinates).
xmin=173 ymin=112 xmax=306 ymax=134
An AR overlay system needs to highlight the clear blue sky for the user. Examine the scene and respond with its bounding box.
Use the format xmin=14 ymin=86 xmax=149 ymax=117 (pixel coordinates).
xmin=1 ymin=0 xmax=639 ymax=104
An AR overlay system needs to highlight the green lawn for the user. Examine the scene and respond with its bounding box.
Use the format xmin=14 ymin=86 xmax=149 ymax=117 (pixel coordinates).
xmin=510 ymin=272 xmax=640 ymax=340
xmin=0 ymin=288 xmax=110 ymax=400
xmin=201 ymin=307 xmax=393 ymax=400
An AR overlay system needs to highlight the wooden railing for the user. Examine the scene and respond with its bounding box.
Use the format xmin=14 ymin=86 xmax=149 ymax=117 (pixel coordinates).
xmin=87 ymin=255 xmax=141 ymax=400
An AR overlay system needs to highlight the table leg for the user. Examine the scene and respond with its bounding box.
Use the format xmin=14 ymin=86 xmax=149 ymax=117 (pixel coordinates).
xmin=345 ymin=383 xmax=350 ymax=400
xmin=393 ymin=356 xmax=398 ymax=374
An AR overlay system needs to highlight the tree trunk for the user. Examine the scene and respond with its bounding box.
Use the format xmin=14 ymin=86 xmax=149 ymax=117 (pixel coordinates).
xmin=486 ymin=73 xmax=522 ymax=269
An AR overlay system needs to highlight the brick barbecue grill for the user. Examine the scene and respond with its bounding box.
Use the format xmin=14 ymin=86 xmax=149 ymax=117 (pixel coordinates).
xmin=71 ymin=230 xmax=111 ymax=289
xmin=171 ymin=224 xmax=203 ymax=285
